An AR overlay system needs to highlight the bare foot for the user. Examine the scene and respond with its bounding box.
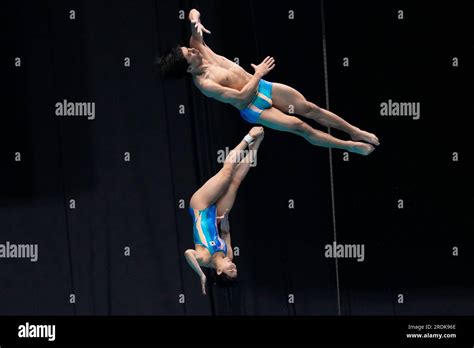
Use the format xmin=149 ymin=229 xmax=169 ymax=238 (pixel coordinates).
xmin=349 ymin=141 xmax=375 ymax=156
xmin=249 ymin=126 xmax=264 ymax=139
xmin=249 ymin=133 xmax=264 ymax=150
xmin=351 ymin=128 xmax=380 ymax=146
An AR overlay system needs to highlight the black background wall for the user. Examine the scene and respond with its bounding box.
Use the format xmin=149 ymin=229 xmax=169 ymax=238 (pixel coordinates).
xmin=2 ymin=0 xmax=472 ymax=316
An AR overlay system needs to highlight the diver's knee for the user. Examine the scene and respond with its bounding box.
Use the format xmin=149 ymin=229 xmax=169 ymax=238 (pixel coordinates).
xmin=289 ymin=118 xmax=306 ymax=132
xmin=221 ymin=164 xmax=234 ymax=179
xmin=302 ymin=101 xmax=321 ymax=116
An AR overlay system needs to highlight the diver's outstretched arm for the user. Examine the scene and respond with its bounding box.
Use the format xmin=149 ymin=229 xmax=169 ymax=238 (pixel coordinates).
xmin=184 ymin=249 xmax=207 ymax=295
xmin=188 ymin=9 xmax=210 ymax=43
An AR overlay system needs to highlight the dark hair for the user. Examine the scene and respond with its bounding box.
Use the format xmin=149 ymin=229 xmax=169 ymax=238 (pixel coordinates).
xmin=155 ymin=45 xmax=189 ymax=79
xmin=208 ymin=269 xmax=238 ymax=288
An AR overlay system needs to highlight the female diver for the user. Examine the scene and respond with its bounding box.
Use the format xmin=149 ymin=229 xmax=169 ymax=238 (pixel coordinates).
xmin=184 ymin=126 xmax=264 ymax=294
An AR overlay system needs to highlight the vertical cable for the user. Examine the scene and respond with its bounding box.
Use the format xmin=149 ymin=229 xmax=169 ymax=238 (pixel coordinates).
xmin=320 ymin=0 xmax=342 ymax=316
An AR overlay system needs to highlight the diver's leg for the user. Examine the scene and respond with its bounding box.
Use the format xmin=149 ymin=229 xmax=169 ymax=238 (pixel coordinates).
xmin=271 ymin=82 xmax=379 ymax=146
xmin=190 ymin=127 xmax=263 ymax=210
xmin=215 ymin=132 xmax=264 ymax=216
xmin=257 ymin=107 xmax=375 ymax=155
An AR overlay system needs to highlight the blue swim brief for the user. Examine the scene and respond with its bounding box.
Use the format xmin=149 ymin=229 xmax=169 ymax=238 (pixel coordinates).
xmin=239 ymin=79 xmax=273 ymax=124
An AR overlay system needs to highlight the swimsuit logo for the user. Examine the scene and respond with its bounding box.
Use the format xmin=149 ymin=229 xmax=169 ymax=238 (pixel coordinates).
xmin=209 ymin=241 xmax=216 ymax=246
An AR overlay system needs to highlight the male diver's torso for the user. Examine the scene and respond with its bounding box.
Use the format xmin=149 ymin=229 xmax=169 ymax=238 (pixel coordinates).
xmin=214 ymin=66 xmax=249 ymax=89
xmin=193 ymin=47 xmax=253 ymax=108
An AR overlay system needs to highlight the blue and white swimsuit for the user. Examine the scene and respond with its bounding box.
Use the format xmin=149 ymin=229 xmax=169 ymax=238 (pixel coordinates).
xmin=189 ymin=204 xmax=227 ymax=256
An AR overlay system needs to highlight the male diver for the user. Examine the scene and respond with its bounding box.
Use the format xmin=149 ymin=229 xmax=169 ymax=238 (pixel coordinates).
xmin=158 ymin=9 xmax=380 ymax=155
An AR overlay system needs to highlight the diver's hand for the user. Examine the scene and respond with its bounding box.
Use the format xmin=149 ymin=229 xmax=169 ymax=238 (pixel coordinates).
xmin=251 ymin=56 xmax=275 ymax=77
xmin=200 ymin=274 xmax=207 ymax=295
xmin=191 ymin=20 xmax=211 ymax=37
xmin=216 ymin=209 xmax=229 ymax=224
